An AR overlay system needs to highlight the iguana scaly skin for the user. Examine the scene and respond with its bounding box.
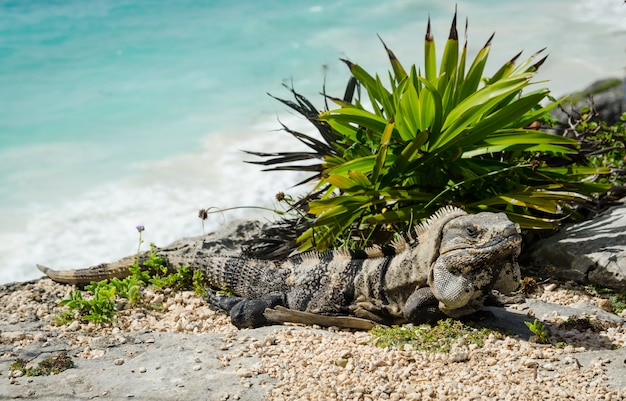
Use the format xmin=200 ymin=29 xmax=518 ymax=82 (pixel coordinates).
xmin=37 ymin=207 xmax=522 ymax=328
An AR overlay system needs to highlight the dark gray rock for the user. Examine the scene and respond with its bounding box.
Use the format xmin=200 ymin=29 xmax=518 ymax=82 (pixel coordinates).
xmin=523 ymin=299 xmax=624 ymax=325
xmin=527 ymin=203 xmax=626 ymax=290
xmin=553 ymin=77 xmax=625 ymax=125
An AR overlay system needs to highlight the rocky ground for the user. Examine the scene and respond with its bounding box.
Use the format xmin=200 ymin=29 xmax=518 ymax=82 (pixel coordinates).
xmin=1 ymin=275 xmax=625 ymax=401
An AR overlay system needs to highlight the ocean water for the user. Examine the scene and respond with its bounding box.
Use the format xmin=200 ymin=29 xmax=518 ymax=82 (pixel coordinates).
xmin=1 ymin=0 xmax=625 ymax=283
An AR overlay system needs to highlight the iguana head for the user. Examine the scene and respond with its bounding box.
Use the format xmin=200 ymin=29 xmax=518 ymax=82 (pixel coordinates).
xmin=426 ymin=210 xmax=522 ymax=316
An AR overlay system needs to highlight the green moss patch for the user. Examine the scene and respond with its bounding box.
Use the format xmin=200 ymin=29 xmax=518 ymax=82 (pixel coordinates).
xmin=370 ymin=319 xmax=501 ymax=353
xmin=11 ymin=352 xmax=74 ymax=376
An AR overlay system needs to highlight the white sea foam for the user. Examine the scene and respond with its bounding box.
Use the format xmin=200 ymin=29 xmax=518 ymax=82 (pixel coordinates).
xmin=573 ymin=0 xmax=626 ymax=30
xmin=0 ymin=121 xmax=315 ymax=283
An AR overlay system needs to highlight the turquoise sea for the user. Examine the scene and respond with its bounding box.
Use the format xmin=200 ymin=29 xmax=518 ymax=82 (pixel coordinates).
xmin=1 ymin=0 xmax=625 ymax=283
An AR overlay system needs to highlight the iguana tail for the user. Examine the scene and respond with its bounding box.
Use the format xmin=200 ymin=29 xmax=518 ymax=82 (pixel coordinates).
xmin=36 ymin=255 xmax=137 ymax=284
xmin=37 ymin=253 xmax=292 ymax=300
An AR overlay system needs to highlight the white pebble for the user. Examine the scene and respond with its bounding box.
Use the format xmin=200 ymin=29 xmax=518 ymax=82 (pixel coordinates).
xmin=545 ymin=283 xmax=557 ymax=291
xmin=67 ymin=321 xmax=80 ymax=331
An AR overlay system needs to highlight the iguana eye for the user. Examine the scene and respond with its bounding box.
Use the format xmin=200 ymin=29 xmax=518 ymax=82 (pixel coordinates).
xmin=466 ymin=226 xmax=478 ymax=237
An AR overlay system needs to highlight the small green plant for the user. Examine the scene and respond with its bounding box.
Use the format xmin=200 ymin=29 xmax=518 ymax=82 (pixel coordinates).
xmin=370 ymin=319 xmax=500 ymax=353
xmin=608 ymin=294 xmax=626 ymax=315
xmin=55 ymin=280 xmax=118 ymax=325
xmin=192 ymin=270 xmax=208 ymax=297
xmin=564 ymin=109 xmax=626 ymax=186
xmin=54 ymin=226 xmax=203 ymax=325
xmin=133 ymin=243 xmax=199 ymax=292
xmin=110 ymin=276 xmax=141 ymax=305
xmin=524 ymin=319 xmax=549 ymax=343
xmin=216 ymin=282 xmax=235 ymax=297
xmin=11 ymin=352 xmax=74 ymax=376
xmin=148 ymin=264 xmax=191 ymax=291
xmin=583 ymin=285 xmax=626 ymax=314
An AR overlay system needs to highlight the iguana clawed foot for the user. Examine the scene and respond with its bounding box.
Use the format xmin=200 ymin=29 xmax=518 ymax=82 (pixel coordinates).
xmin=203 ymin=288 xmax=284 ymax=329
xmin=404 ymin=287 xmax=447 ymax=324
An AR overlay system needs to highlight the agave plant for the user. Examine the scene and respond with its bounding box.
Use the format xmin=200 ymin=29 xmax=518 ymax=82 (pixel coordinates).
xmin=247 ymin=11 xmax=610 ymax=252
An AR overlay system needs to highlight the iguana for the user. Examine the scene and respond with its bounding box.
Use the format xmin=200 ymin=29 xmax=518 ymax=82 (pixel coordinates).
xmin=37 ymin=206 xmax=522 ymax=329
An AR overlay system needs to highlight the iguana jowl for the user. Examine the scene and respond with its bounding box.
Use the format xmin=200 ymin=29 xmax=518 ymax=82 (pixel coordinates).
xmin=37 ymin=206 xmax=522 ymax=328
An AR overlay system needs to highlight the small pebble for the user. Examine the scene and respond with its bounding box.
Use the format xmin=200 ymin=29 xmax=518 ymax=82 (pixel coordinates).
xmin=67 ymin=321 xmax=80 ymax=331
xmin=544 ymin=283 xmax=557 ymax=292
xmin=485 ymin=357 xmax=498 ymax=366
xmin=236 ymin=368 xmax=253 ymax=378
xmin=335 ymin=358 xmax=348 ymax=368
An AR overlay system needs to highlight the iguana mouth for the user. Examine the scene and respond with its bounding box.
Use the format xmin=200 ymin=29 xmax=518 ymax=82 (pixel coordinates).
xmin=480 ymin=231 xmax=522 ymax=257
xmin=481 ymin=223 xmax=522 ymax=252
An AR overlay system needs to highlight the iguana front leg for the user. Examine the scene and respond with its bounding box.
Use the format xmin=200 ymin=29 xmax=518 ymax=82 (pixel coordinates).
xmin=204 ymin=290 xmax=284 ymax=329
xmin=403 ymin=287 xmax=446 ymax=324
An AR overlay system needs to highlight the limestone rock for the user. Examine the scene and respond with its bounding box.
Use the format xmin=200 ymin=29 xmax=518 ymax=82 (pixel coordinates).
xmin=527 ymin=204 xmax=626 ymax=290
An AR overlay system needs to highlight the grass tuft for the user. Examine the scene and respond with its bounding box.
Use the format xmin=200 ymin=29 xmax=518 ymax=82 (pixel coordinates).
xmin=370 ymin=319 xmax=501 ymax=353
